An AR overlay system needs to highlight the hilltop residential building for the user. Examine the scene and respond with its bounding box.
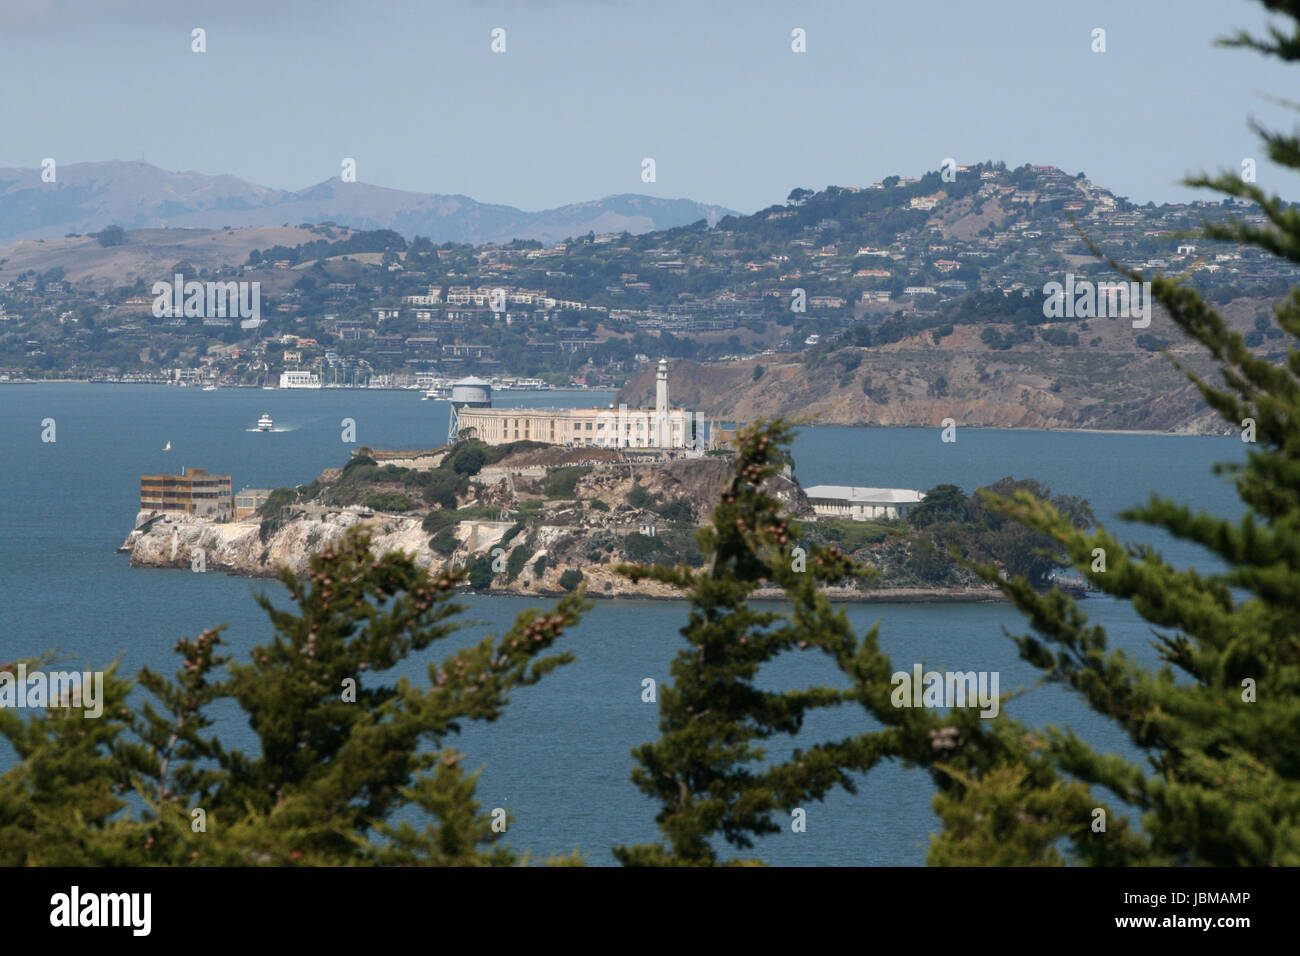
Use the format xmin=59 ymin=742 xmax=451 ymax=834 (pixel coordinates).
xmin=442 ymin=344 xmax=494 ymax=359
xmin=140 ymin=468 xmax=233 ymax=519
xmin=404 ymin=286 xmax=444 ymax=305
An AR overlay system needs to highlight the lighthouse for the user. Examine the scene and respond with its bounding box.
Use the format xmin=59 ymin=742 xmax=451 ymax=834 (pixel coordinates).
xmin=655 ymin=358 xmax=670 ymax=447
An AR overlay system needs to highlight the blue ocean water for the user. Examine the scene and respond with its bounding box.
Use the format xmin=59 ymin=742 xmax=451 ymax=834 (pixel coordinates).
xmin=0 ymin=384 xmax=1248 ymax=864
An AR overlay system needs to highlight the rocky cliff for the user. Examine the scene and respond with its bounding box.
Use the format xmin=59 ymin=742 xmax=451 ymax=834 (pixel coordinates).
xmin=615 ymin=302 xmax=1271 ymax=434
xmin=118 ymin=506 xmax=683 ymax=596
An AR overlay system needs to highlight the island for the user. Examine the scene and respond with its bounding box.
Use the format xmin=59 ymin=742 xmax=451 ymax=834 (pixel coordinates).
xmin=119 ymin=437 xmax=1092 ymax=603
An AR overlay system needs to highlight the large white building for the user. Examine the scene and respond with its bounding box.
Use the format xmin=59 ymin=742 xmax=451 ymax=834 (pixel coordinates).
xmin=279 ymin=370 xmax=322 ymax=388
xmin=804 ymin=485 xmax=926 ymax=521
xmin=455 ymin=359 xmax=696 ymax=449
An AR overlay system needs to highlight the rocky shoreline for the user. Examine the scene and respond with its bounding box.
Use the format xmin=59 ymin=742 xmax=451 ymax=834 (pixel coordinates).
xmin=117 ymin=508 xmax=1010 ymax=604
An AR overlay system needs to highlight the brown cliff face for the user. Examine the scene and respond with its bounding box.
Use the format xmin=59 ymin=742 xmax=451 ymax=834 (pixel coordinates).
xmin=616 ymin=305 xmax=1265 ymax=435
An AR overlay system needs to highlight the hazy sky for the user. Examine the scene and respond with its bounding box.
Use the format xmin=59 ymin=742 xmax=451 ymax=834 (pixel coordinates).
xmin=2 ymin=0 xmax=1293 ymax=212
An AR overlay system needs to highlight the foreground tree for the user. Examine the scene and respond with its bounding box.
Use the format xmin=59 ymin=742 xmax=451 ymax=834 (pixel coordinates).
xmin=615 ymin=421 xmax=1143 ymax=865
xmin=0 ymin=528 xmax=588 ymax=865
xmin=612 ymin=422 xmax=876 ymax=865
xmin=618 ymin=4 xmax=1300 ymax=866
xmin=937 ymin=0 xmax=1300 ymax=864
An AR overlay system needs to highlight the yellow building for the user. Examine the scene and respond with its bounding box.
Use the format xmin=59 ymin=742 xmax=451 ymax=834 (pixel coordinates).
xmin=140 ymin=468 xmax=233 ymax=518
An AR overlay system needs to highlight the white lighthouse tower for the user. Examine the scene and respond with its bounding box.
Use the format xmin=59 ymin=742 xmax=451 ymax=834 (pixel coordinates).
xmin=655 ymin=358 xmax=670 ymax=447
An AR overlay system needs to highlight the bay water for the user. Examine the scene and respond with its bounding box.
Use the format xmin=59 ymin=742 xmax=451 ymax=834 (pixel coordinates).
xmin=0 ymin=384 xmax=1247 ymax=864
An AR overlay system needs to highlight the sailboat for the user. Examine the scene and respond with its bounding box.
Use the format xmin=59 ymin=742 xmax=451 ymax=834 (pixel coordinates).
xmin=163 ymin=441 xmax=172 ymax=452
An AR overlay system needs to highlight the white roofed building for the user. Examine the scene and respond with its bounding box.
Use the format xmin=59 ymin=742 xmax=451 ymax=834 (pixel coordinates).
xmin=804 ymin=485 xmax=926 ymax=521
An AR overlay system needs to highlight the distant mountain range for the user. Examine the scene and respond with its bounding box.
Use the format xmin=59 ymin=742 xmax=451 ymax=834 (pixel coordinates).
xmin=0 ymin=161 xmax=733 ymax=247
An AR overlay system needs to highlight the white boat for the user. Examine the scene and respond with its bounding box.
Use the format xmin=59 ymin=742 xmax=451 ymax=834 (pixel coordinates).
xmin=202 ymin=385 xmax=218 ymax=391
xmin=163 ymin=440 xmax=172 ymax=452
xmin=257 ymin=413 xmax=274 ymax=432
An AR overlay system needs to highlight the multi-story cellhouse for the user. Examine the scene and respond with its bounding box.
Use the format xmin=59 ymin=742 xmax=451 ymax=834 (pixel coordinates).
xmin=453 ymin=359 xmax=697 ymax=449
xmin=140 ymin=468 xmax=233 ymax=518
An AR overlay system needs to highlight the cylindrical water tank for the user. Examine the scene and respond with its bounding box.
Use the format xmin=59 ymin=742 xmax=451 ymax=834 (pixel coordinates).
xmin=450 ymin=377 xmax=492 ymax=408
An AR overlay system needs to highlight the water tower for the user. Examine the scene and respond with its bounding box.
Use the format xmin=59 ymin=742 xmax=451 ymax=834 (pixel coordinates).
xmin=446 ymin=376 xmax=492 ymax=444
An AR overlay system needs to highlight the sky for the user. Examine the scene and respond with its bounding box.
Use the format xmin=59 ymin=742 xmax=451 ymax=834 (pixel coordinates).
xmin=1 ymin=0 xmax=1295 ymax=213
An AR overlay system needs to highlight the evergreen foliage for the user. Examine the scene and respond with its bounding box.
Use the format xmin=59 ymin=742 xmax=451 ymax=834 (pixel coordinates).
xmin=927 ymin=3 xmax=1300 ymax=864
xmin=609 ymin=3 xmax=1300 ymax=866
xmin=0 ymin=528 xmax=587 ymax=865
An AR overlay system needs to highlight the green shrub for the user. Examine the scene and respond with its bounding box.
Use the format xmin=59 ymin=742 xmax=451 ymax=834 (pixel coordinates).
xmin=623 ymin=531 xmax=663 ymax=562
xmin=257 ymin=487 xmax=298 ymax=543
xmin=532 ymin=556 xmax=549 ymax=579
xmin=626 ymin=483 xmax=652 ymax=509
xmin=654 ymin=498 xmax=695 ymax=523
xmin=259 ymin=486 xmax=297 ymax=516
xmin=422 ymin=510 xmax=456 ymax=534
xmin=428 ymin=527 xmax=458 ymax=556
xmin=544 ymin=466 xmax=592 ymax=499
xmin=419 ymin=471 xmax=465 ymax=510
xmin=588 ymin=498 xmax=611 ymax=512
xmin=484 ymin=439 xmax=548 ymax=465
xmin=338 ymin=464 xmax=379 ymax=485
xmin=558 ymin=568 xmax=583 ymax=592
xmin=505 ymin=546 xmax=529 ymax=581
xmin=811 ymin=518 xmax=897 ymax=553
xmin=467 ymin=554 xmax=494 ymax=589
xmin=451 ymin=445 xmax=486 ymax=476
xmin=363 ymin=492 xmax=414 ymax=512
